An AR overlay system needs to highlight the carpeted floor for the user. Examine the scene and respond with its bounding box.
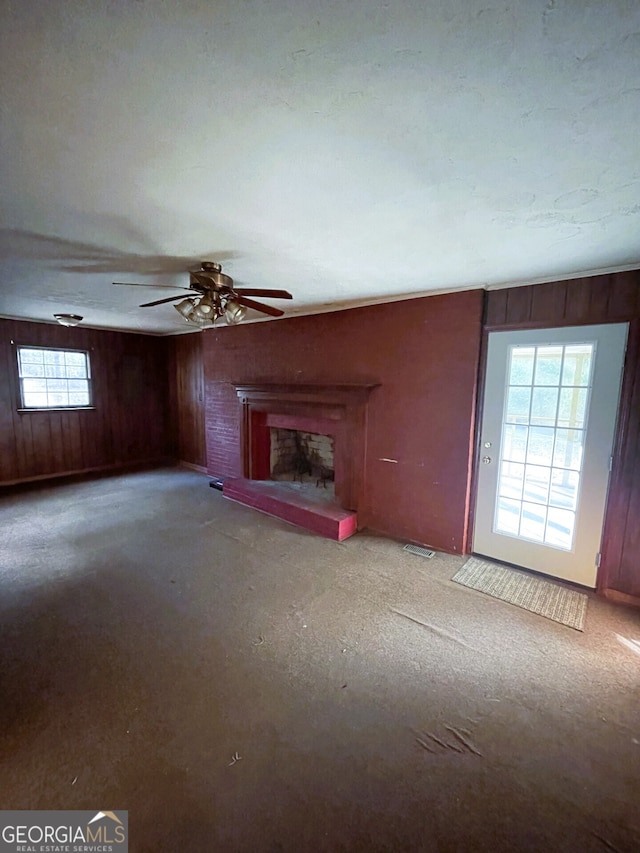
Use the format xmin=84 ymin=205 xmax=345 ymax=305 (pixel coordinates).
xmin=0 ymin=467 xmax=639 ymax=852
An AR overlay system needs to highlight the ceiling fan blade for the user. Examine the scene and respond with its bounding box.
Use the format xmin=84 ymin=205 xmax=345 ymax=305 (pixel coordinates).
xmin=113 ymin=282 xmax=196 ymax=290
xmin=233 ymin=288 xmax=293 ymax=299
xmin=139 ymin=294 xmax=194 ymax=307
xmin=235 ymin=296 xmax=285 ymax=317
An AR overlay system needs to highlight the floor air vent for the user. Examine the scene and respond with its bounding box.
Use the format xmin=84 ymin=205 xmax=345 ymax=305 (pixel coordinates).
xmin=403 ymin=543 xmax=436 ymax=559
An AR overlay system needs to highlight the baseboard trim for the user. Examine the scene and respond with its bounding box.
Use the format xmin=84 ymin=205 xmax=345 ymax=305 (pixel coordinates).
xmin=0 ymin=458 xmax=171 ymax=489
xmin=602 ymin=589 xmax=640 ymax=609
xmin=177 ymin=461 xmax=208 ymax=474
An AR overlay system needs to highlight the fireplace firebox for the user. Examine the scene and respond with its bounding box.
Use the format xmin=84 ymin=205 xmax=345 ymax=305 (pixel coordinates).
xmin=270 ymin=428 xmax=335 ymax=489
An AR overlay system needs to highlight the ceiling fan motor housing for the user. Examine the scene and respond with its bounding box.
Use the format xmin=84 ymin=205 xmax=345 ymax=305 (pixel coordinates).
xmin=192 ymin=269 xmax=234 ymax=290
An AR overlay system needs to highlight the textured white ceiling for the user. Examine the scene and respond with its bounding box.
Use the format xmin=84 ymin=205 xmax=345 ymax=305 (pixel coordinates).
xmin=1 ymin=0 xmax=639 ymax=334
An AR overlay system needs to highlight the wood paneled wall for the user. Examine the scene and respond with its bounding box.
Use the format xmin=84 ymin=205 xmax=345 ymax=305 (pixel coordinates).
xmin=201 ymin=290 xmax=484 ymax=554
xmin=484 ymin=271 xmax=640 ymax=598
xmin=0 ymin=319 xmax=171 ymax=484
xmin=485 ymin=272 xmax=640 ymax=329
xmin=166 ymin=333 xmax=206 ymax=469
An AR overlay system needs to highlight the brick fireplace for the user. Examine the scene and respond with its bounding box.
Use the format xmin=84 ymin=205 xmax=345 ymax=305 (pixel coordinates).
xmin=222 ymin=383 xmax=378 ymax=539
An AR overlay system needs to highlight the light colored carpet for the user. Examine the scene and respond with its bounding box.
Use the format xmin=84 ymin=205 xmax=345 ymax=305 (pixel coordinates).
xmin=5 ymin=469 xmax=640 ymax=851
xmin=452 ymin=556 xmax=588 ymax=631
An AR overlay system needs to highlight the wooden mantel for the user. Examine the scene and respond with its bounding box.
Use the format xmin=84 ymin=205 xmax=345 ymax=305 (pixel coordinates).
xmin=234 ymin=383 xmax=378 ymax=405
xmin=233 ymin=382 xmax=379 ymax=512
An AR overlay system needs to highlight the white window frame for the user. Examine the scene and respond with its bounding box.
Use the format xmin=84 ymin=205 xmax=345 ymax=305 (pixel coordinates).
xmin=16 ymin=345 xmax=93 ymax=411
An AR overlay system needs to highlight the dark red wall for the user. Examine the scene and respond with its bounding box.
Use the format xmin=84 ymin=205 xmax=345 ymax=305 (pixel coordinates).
xmin=202 ymin=290 xmax=484 ymax=553
xmin=0 ymin=319 xmax=171 ymax=484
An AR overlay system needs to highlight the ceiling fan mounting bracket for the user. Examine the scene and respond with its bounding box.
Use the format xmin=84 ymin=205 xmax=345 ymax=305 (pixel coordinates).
xmin=200 ymin=261 xmax=222 ymax=273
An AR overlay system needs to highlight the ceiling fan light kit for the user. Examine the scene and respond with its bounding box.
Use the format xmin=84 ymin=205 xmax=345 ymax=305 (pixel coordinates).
xmin=224 ymin=299 xmax=248 ymax=325
xmin=190 ymin=311 xmax=216 ymax=328
xmin=115 ymin=262 xmax=293 ymax=330
xmin=54 ymin=313 xmax=83 ymax=327
xmin=191 ymin=293 xmax=218 ymax=321
xmin=174 ymin=297 xmax=214 ymax=327
xmin=174 ymin=298 xmax=197 ymax=321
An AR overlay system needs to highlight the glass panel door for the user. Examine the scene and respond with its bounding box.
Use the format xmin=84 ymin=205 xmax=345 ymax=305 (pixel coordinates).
xmin=473 ymin=324 xmax=627 ymax=587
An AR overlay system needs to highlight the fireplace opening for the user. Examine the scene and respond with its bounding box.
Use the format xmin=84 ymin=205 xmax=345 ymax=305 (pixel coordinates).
xmin=270 ymin=428 xmax=335 ymax=502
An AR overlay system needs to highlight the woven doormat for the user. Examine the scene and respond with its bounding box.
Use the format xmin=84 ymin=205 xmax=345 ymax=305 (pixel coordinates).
xmin=452 ymin=556 xmax=588 ymax=631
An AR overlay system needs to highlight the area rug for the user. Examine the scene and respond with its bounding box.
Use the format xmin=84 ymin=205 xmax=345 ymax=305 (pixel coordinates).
xmin=452 ymin=556 xmax=588 ymax=631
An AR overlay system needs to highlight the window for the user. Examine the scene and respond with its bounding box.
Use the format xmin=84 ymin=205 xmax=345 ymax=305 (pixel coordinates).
xmin=17 ymin=346 xmax=92 ymax=409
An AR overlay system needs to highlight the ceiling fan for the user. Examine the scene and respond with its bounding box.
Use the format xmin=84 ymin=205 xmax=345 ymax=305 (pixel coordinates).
xmin=113 ymin=262 xmax=292 ymax=328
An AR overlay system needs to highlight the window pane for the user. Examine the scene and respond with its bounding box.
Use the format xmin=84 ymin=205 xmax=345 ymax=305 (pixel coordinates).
xmin=502 ymin=424 xmax=528 ymax=462
xmin=526 ymin=426 xmax=555 ymax=466
xmin=65 ymin=365 xmax=87 ymax=378
xmin=20 ymin=363 xmax=45 ymax=378
xmin=549 ymin=468 xmax=579 ymax=511
xmin=44 ymin=363 xmax=66 ymax=378
xmin=22 ymin=392 xmax=48 ymax=407
xmin=562 ymin=345 xmax=592 ymax=387
xmin=545 ymin=507 xmax=575 ymax=550
xmin=43 ymin=350 xmax=65 ymax=365
xmin=19 ymin=349 xmax=44 ymax=364
xmin=47 ymin=392 xmax=69 ymax=407
xmin=523 ymin=464 xmax=550 ymax=505
xmin=509 ymin=347 xmax=535 ymax=385
xmin=498 ymin=461 xmax=524 ymax=499
xmin=22 ymin=378 xmax=47 ymax=394
xmin=495 ymin=498 xmax=521 ymax=535
xmin=505 ymin=387 xmax=531 ymax=422
xmin=534 ymin=346 xmax=563 ymax=385
xmin=69 ymin=391 xmax=90 ymax=406
xmin=530 ymin=387 xmax=559 ymax=426
xmin=552 ymin=429 xmax=583 ymax=471
xmin=64 ymin=352 xmax=86 ymax=368
xmin=520 ymin=501 xmax=547 ymax=542
xmin=558 ymin=387 xmax=588 ymax=428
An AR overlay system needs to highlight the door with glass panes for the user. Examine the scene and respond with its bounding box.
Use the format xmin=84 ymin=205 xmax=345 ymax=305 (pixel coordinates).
xmin=473 ymin=323 xmax=627 ymax=587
